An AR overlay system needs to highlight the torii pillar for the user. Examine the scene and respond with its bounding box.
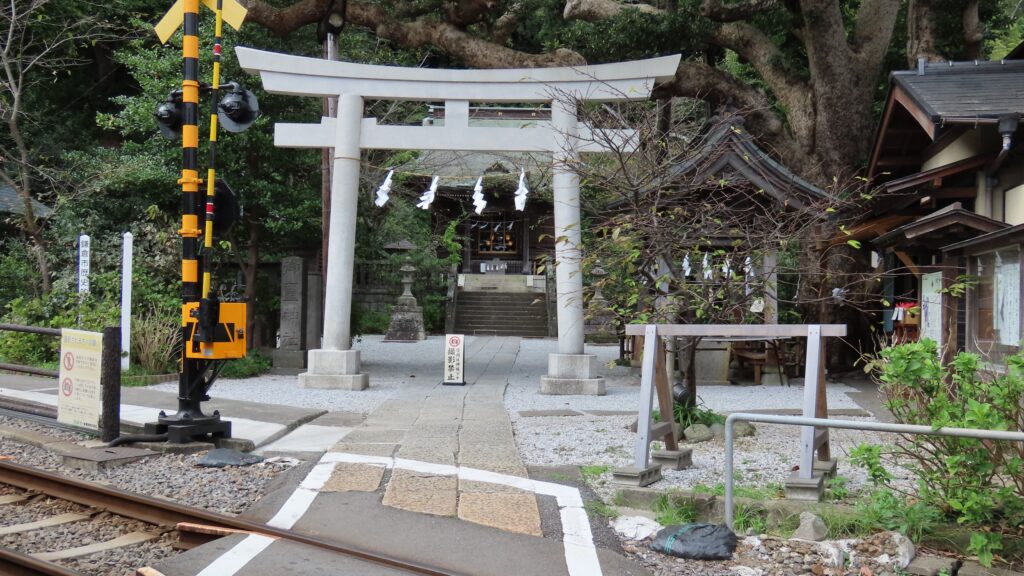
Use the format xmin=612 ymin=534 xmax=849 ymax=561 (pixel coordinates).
xmin=237 ymin=47 xmax=680 ymax=393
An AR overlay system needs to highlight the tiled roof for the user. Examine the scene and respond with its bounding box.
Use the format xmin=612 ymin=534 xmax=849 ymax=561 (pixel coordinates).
xmin=0 ymin=185 xmax=52 ymax=218
xmin=893 ymin=60 xmax=1024 ymax=121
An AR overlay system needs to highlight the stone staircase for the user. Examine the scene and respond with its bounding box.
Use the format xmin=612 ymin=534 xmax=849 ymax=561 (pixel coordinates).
xmin=453 ymin=291 xmax=549 ymax=337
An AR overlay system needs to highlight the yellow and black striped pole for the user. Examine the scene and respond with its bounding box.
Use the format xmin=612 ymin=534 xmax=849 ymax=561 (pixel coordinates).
xmin=176 ymin=0 xmax=209 ymax=425
xmin=202 ymin=0 xmax=223 ymax=302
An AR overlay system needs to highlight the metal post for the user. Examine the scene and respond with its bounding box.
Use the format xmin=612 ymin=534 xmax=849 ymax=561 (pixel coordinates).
xmin=120 ymin=232 xmax=133 ymax=371
xmin=724 ymin=412 xmax=1024 ymax=529
xmin=100 ymin=327 xmax=121 ymax=442
xmin=633 ymin=325 xmax=659 ymax=468
xmin=799 ymin=325 xmax=821 ymax=478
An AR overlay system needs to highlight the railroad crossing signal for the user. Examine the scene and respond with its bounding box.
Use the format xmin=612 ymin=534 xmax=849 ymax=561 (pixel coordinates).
xmin=154 ymin=0 xmax=247 ymax=44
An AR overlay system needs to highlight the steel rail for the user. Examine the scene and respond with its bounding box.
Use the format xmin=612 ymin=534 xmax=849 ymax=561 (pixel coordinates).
xmin=724 ymin=413 xmax=1024 ymax=528
xmin=0 ymin=546 xmax=83 ymax=576
xmin=0 ymin=460 xmax=462 ymax=576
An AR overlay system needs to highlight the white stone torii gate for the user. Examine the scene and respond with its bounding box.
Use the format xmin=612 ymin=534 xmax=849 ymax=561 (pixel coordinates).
xmin=237 ymin=47 xmax=681 ymax=392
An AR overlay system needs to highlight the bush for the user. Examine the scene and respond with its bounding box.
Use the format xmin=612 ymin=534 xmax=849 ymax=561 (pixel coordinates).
xmin=219 ymin=350 xmax=271 ymax=379
xmin=857 ymin=339 xmax=1024 ymax=565
xmin=131 ymin=304 xmax=180 ymax=374
xmin=0 ymin=293 xmax=119 ymax=365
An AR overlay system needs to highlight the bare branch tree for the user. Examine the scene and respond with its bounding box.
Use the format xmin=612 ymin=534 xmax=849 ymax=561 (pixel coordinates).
xmin=0 ymin=0 xmax=115 ymax=293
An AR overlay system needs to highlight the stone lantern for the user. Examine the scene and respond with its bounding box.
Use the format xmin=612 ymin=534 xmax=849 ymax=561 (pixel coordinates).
xmin=385 ymin=257 xmax=426 ymax=341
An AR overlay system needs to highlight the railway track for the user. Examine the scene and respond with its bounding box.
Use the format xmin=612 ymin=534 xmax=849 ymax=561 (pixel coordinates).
xmin=0 ymin=460 xmax=460 ymax=576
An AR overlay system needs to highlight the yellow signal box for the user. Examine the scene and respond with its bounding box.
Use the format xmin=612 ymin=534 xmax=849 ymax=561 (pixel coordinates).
xmin=182 ymin=301 xmax=247 ymax=359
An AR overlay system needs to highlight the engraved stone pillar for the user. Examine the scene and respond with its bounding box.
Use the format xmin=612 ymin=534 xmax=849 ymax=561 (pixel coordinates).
xmin=273 ymin=256 xmax=307 ymax=369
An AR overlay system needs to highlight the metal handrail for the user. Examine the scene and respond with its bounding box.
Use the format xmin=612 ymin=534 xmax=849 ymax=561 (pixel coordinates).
xmin=0 ymin=324 xmax=62 ymax=377
xmin=724 ymin=413 xmax=1024 ymax=528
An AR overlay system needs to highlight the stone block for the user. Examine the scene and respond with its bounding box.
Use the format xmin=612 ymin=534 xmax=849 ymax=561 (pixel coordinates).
xmin=539 ymin=376 xmax=606 ymax=395
xmin=306 ymin=349 xmax=362 ymax=374
xmin=298 ymin=373 xmax=369 ymax=390
xmin=61 ymin=447 xmax=157 ymax=473
xmin=905 ymin=555 xmax=960 ymax=576
xmin=547 ymin=353 xmax=597 ymax=379
xmin=813 ymin=458 xmax=838 ymax=479
xmin=272 ymin=349 xmax=307 ymax=369
xmin=791 ymin=511 xmax=827 ymax=541
xmin=784 ymin=472 xmax=825 ymax=502
xmin=458 ymin=492 xmax=542 ymax=537
xmin=611 ymin=465 xmax=663 ymax=487
xmin=651 ymin=448 xmax=692 ymax=470
xmin=384 ymin=305 xmax=426 ymax=342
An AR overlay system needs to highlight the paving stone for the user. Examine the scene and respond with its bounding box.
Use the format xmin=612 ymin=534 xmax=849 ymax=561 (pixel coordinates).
xmin=905 ymin=555 xmax=959 ymax=576
xmin=322 ymin=463 xmax=386 ymax=492
xmin=458 ymin=492 xmax=542 ymax=537
xmin=517 ymin=409 xmax=583 ymax=417
xmin=397 ymin=442 xmax=458 ymax=466
xmin=331 ymin=442 xmax=398 ymax=457
xmin=459 ymin=479 xmax=532 ymax=494
xmin=342 ymin=429 xmax=407 ymax=443
xmin=312 ymin=411 xmax=366 ymax=427
xmin=583 ymin=410 xmax=637 ymax=416
xmin=382 ymin=470 xmax=457 ymax=517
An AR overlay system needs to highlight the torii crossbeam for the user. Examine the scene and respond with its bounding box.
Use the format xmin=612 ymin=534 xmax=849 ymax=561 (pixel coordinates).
xmin=237 ymin=47 xmax=680 ymax=392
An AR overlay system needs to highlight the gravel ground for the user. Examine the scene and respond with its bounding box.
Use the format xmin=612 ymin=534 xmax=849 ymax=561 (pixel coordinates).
xmin=516 ymin=413 xmax=915 ymax=497
xmin=151 ymin=335 xmax=453 ymax=414
xmin=0 ymin=414 xmax=92 ymax=442
xmin=505 ymin=339 xmax=907 ymax=494
xmin=0 ymin=436 xmax=293 ymax=515
xmin=505 ymin=339 xmax=863 ymax=414
xmin=622 ymin=531 xmax=921 ymax=576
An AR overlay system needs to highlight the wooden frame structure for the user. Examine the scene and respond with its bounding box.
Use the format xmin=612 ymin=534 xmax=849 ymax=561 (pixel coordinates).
xmin=624 ymin=324 xmax=846 ymax=479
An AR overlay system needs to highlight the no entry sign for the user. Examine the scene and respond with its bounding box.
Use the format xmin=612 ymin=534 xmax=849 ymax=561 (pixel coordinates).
xmin=443 ymin=334 xmax=466 ymax=386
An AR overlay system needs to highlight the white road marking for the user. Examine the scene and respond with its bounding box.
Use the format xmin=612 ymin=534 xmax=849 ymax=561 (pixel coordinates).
xmin=196 ymin=533 xmax=275 ymax=576
xmin=219 ymin=451 xmax=603 ymax=576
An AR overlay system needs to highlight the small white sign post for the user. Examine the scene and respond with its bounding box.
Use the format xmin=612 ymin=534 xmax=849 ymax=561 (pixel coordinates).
xmin=77 ymin=234 xmax=91 ymax=294
xmin=443 ymin=334 xmax=466 ymax=386
xmin=120 ymin=232 xmax=133 ymax=371
xmin=57 ymin=328 xmax=104 ymax=430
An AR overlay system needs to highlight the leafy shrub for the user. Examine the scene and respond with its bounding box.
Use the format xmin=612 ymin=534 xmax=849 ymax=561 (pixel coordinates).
xmin=219 ymin=350 xmax=271 ymax=379
xmin=674 ymin=401 xmax=725 ymax=428
xmin=858 ymin=339 xmax=1024 ymax=564
xmin=131 ymin=304 xmax=180 ymax=374
xmin=0 ymin=293 xmax=119 ymax=365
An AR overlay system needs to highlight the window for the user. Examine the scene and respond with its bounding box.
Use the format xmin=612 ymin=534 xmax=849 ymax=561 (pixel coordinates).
xmin=968 ymin=246 xmax=1021 ymax=364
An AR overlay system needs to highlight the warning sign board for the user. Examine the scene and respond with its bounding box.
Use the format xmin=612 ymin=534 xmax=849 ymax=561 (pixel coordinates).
xmin=443 ymin=334 xmax=466 ymax=385
xmin=57 ymin=329 xmax=103 ymax=430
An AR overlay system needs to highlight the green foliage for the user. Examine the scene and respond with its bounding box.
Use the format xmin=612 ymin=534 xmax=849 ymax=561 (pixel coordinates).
xmin=131 ymin=303 xmax=180 ymax=375
xmin=673 ymin=401 xmax=725 ymax=428
xmin=219 ymin=350 xmax=271 ymax=379
xmin=733 ymin=503 xmax=768 ymax=534
xmin=352 ymin=304 xmax=391 ymax=336
xmin=580 ymin=464 xmax=612 ymax=481
xmin=856 ymin=339 xmax=1024 ymax=564
xmin=584 ymin=498 xmax=619 ymax=519
xmin=0 ymin=293 xmax=118 ymax=365
xmin=653 ymin=493 xmax=698 ymax=526
xmin=825 ymin=476 xmax=851 ymax=502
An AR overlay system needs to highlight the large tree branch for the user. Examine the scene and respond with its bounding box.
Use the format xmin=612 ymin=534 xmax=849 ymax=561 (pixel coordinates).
xmin=241 ymin=0 xmax=585 ymax=67
xmin=562 ymin=0 xmax=664 ymax=22
xmin=700 ymin=0 xmax=776 ymax=22
xmin=851 ymin=0 xmax=900 ymax=75
xmin=708 ymin=22 xmax=802 ymax=106
xmin=653 ymin=60 xmax=783 ymax=138
xmin=798 ymin=0 xmax=852 ymax=84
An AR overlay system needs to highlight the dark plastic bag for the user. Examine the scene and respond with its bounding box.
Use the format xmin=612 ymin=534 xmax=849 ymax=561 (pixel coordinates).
xmin=650 ymin=523 xmax=737 ymax=560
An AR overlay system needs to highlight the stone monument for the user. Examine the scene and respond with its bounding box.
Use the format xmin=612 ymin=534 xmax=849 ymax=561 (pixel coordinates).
xmin=585 ymin=266 xmax=617 ymax=343
xmin=384 ymin=259 xmax=426 ymax=342
xmin=274 ymin=256 xmax=307 ymax=368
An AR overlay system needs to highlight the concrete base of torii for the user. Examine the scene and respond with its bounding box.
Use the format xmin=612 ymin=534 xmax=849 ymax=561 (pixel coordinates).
xmin=298 ymin=349 xmax=369 ymax=390
xmin=540 ymin=353 xmax=605 ymax=395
